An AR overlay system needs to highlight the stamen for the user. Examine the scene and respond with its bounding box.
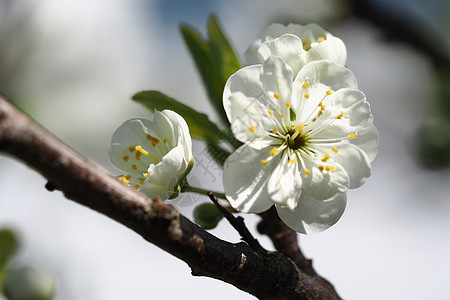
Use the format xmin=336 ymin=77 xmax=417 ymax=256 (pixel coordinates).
xmin=326 ymin=90 xmax=333 ymax=95
xmin=268 ymin=109 xmax=274 ymax=115
xmin=274 ymin=93 xmax=280 ymax=99
xmin=279 ymin=114 xmax=285 ymax=119
xmin=289 ymin=158 xmax=296 ymax=164
xmin=125 ymin=175 xmax=131 ymax=180
xmin=318 ymin=37 xmax=325 ymax=43
xmin=133 ymin=185 xmax=139 ymax=190
xmin=270 ymin=147 xmax=279 ymax=156
xmin=261 ymin=159 xmax=268 ymax=166
xmin=305 ymin=93 xmax=310 ymax=99
xmin=249 ymin=126 xmax=256 ymax=133
xmin=119 ymin=176 xmax=129 ymax=185
xmin=336 ymin=111 xmax=344 ymax=119
xmin=318 ymin=166 xmax=324 ymax=172
xmin=135 ymin=151 xmax=141 ymax=160
xmin=163 ymin=138 xmax=168 ymax=144
xmin=290 ymin=124 xmax=304 ymax=140
xmin=129 ymin=147 xmax=135 ymax=152
xmin=302 ymin=81 xmax=310 ymax=89
xmin=143 ymin=173 xmax=148 ymax=178
xmin=135 ymin=145 xmax=160 ymax=163
xmin=139 ymin=179 xmax=145 ymax=184
xmin=285 ymin=102 xmax=292 ymax=109
xmin=332 ymin=146 xmax=339 ymax=153
xmin=304 ymin=168 xmax=311 ymax=176
xmin=271 ymin=128 xmax=278 ymax=134
xmin=321 ymin=153 xmax=330 ymax=162
xmin=131 ymin=164 xmax=138 ymax=170
xmin=348 ymin=133 xmax=357 ymax=139
xmin=147 ymin=134 xmax=160 ymax=147
xmin=123 ymin=155 xmax=129 ymax=162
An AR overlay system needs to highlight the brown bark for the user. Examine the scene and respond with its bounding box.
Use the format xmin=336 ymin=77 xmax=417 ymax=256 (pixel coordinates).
xmin=0 ymin=96 xmax=340 ymax=299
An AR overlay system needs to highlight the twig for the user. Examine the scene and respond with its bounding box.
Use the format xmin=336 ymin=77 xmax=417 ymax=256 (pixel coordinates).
xmin=208 ymin=192 xmax=264 ymax=252
xmin=0 ymin=96 xmax=341 ymax=300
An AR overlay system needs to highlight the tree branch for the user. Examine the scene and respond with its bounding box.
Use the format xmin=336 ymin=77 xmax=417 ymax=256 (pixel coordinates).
xmin=0 ymin=96 xmax=340 ymax=300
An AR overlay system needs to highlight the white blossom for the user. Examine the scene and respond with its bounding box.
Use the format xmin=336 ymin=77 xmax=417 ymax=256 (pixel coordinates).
xmin=245 ymin=23 xmax=347 ymax=78
xmin=222 ymin=57 xmax=378 ymax=234
xmin=109 ymin=110 xmax=193 ymax=200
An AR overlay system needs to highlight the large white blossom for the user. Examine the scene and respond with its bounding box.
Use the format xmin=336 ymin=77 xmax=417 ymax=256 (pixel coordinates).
xmin=245 ymin=23 xmax=347 ymax=78
xmin=222 ymin=57 xmax=378 ymax=234
xmin=109 ymin=110 xmax=193 ymax=200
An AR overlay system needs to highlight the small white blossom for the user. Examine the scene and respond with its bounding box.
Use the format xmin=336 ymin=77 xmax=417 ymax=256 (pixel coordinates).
xmin=109 ymin=110 xmax=193 ymax=199
xmin=245 ymin=23 xmax=347 ymax=77
xmin=222 ymin=57 xmax=378 ymax=234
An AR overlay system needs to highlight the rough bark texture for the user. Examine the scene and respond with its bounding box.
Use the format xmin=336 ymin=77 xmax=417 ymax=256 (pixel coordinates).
xmin=0 ymin=96 xmax=340 ymax=299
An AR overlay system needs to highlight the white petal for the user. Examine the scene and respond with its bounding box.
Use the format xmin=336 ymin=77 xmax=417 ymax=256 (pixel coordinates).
xmin=223 ymin=64 xmax=264 ymax=101
xmin=331 ymin=143 xmax=371 ymax=189
xmin=223 ymin=144 xmax=276 ymax=213
xmin=276 ymin=192 xmax=347 ymax=234
xmin=257 ymin=34 xmax=305 ymax=77
xmin=306 ymin=89 xmax=372 ymax=137
xmin=160 ymin=110 xmax=193 ymax=162
xmin=306 ymin=37 xmax=347 ymax=66
xmin=302 ymin=158 xmax=349 ymax=201
xmin=261 ymin=23 xmax=291 ymax=41
xmin=244 ymin=39 xmax=262 ymax=65
xmin=267 ymin=155 xmax=302 ymax=209
xmin=109 ymin=119 xmax=160 ymax=175
xmin=295 ymin=60 xmax=358 ymax=92
xmin=226 ymin=92 xmax=277 ymax=149
xmin=349 ymin=122 xmax=379 ymax=163
xmin=140 ymin=145 xmax=185 ymax=199
xmin=260 ymin=55 xmax=294 ymax=105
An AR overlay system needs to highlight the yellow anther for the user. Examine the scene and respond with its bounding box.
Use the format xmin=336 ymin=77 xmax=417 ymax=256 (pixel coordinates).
xmin=249 ymin=126 xmax=256 ymax=133
xmin=304 ymin=168 xmax=311 ymax=176
xmin=163 ymin=138 xmax=168 ymax=144
xmin=143 ymin=173 xmax=148 ymax=178
xmin=336 ymin=111 xmax=344 ymax=119
xmin=348 ymin=133 xmax=357 ymax=139
xmin=279 ymin=114 xmax=285 ymax=119
xmin=289 ymin=158 xmax=297 ymax=164
xmin=326 ymin=90 xmax=333 ymax=95
xmin=318 ymin=37 xmax=325 ymax=43
xmin=274 ymin=93 xmax=280 ymax=99
xmin=270 ymin=147 xmax=278 ymax=156
xmin=129 ymin=147 xmax=135 ymax=152
xmin=302 ymin=41 xmax=311 ymax=51
xmin=305 ymin=93 xmax=310 ymax=99
xmin=135 ymin=151 xmax=141 ymax=160
xmin=321 ymin=153 xmax=330 ymax=162
xmin=328 ymin=165 xmax=336 ymax=171
xmin=271 ymin=128 xmax=279 ymax=134
xmin=317 ymin=111 xmax=323 ymax=118
xmin=125 ymin=174 xmax=131 ymax=180
xmin=268 ymin=109 xmax=274 ymax=115
xmin=131 ymin=164 xmax=138 ymax=170
xmin=139 ymin=179 xmax=145 ymax=184
xmin=119 ymin=176 xmax=129 ymax=185
xmin=261 ymin=159 xmax=268 ymax=166
xmin=319 ymin=102 xmax=325 ymax=110
xmin=331 ymin=146 xmax=339 ymax=153
xmin=133 ymin=185 xmax=139 ymax=190
xmin=285 ymin=102 xmax=292 ymax=109
xmin=302 ymin=81 xmax=310 ymax=89
xmin=123 ymin=155 xmax=129 ymax=162
xmin=135 ymin=145 xmax=159 ymax=163
xmin=312 ymin=118 xmax=317 ymax=122
xmin=318 ymin=166 xmax=324 ymax=172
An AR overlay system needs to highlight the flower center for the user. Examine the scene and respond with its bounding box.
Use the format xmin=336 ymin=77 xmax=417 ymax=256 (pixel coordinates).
xmin=285 ymin=124 xmax=308 ymax=151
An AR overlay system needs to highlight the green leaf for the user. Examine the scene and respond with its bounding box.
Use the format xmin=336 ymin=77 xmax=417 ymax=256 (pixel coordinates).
xmin=180 ymin=15 xmax=241 ymax=126
xmin=132 ymin=91 xmax=222 ymax=141
xmin=0 ymin=229 xmax=19 ymax=287
xmin=193 ymin=203 xmax=224 ymax=230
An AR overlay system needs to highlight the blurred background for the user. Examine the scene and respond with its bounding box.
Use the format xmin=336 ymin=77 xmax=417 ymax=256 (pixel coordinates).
xmin=1 ymin=0 xmax=450 ymax=299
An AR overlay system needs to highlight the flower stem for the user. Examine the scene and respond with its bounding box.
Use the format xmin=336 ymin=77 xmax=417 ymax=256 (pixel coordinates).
xmin=181 ymin=184 xmax=227 ymax=200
